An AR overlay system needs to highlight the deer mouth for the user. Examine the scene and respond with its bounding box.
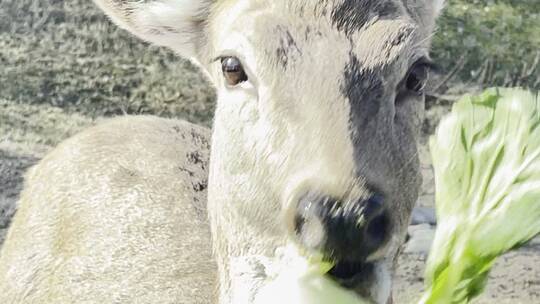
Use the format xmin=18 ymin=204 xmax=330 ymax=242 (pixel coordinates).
xmin=327 ymin=260 xmax=375 ymax=286
xmin=326 ymin=259 xmax=391 ymax=303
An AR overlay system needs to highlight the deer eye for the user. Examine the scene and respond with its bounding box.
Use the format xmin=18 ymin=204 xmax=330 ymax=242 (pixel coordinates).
xmin=221 ymin=57 xmax=248 ymax=86
xmin=405 ymin=62 xmax=430 ymax=94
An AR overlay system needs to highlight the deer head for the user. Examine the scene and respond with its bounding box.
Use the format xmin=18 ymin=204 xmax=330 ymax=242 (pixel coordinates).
xmin=93 ymin=1 xmax=445 ymax=303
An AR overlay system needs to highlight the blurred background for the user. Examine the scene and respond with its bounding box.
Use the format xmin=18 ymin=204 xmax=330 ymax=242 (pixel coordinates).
xmin=0 ymin=0 xmax=539 ymax=302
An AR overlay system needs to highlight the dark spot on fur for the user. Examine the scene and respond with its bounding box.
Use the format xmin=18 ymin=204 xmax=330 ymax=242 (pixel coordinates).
xmin=146 ymin=25 xmax=181 ymax=36
xmin=275 ymin=26 xmax=302 ymax=68
xmin=331 ymin=0 xmax=399 ymax=35
xmin=161 ymin=26 xmax=180 ymax=34
xmin=178 ymin=166 xmax=195 ymax=177
xmin=191 ymin=194 xmax=207 ymax=219
xmin=314 ymin=2 xmax=330 ymax=17
xmin=185 ymin=150 xmax=208 ymax=171
xmin=190 ymin=129 xmax=209 ymax=149
xmin=172 ymin=125 xmax=188 ymax=140
xmin=304 ymin=26 xmax=323 ymax=41
xmin=192 ymin=181 xmax=208 ymax=192
xmin=304 ymin=26 xmax=312 ymax=41
xmin=187 ymin=151 xmax=203 ymax=165
xmin=391 ymin=26 xmax=414 ymax=47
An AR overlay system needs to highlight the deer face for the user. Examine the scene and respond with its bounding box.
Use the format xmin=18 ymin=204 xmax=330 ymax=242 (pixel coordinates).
xmin=94 ymin=0 xmax=444 ymax=303
xmin=205 ymin=1 xmax=443 ymax=301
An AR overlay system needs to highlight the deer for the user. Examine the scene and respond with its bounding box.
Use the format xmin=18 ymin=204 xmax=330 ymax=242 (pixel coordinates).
xmin=0 ymin=0 xmax=445 ymax=303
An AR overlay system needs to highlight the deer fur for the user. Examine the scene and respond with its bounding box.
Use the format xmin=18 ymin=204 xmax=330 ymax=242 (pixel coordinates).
xmin=0 ymin=117 xmax=216 ymax=303
xmin=0 ymin=1 xmax=445 ymax=303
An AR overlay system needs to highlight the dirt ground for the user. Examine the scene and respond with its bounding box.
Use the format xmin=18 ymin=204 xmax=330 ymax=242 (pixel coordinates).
xmin=394 ymin=239 xmax=540 ymax=303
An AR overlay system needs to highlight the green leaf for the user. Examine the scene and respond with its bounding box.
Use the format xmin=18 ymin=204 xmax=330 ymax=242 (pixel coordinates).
xmin=421 ymin=88 xmax=540 ymax=303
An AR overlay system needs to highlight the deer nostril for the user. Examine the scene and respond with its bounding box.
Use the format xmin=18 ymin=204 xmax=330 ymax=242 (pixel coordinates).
xmin=363 ymin=193 xmax=384 ymax=219
xmin=365 ymin=212 xmax=390 ymax=248
xmin=294 ymin=192 xmax=391 ymax=263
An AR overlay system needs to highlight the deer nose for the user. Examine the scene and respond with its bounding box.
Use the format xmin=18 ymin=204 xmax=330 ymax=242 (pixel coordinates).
xmin=294 ymin=192 xmax=391 ymax=262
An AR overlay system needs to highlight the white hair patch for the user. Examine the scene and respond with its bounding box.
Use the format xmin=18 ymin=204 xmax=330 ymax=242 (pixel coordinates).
xmin=131 ymin=0 xmax=208 ymax=57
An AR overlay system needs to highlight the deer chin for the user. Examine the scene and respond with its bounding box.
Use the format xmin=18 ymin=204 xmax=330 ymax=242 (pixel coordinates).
xmin=227 ymin=246 xmax=391 ymax=304
xmin=328 ymin=260 xmax=392 ymax=304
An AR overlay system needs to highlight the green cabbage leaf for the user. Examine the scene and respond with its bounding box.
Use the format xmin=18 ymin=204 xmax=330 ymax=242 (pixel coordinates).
xmin=421 ymin=88 xmax=540 ymax=303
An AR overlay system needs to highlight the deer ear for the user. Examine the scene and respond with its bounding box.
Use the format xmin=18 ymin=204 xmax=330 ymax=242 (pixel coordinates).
xmin=94 ymin=0 xmax=212 ymax=59
xmin=403 ymin=0 xmax=445 ymax=35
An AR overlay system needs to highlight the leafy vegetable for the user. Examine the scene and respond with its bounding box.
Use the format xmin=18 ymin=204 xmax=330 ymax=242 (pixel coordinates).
xmin=253 ymin=252 xmax=366 ymax=304
xmin=421 ymin=88 xmax=540 ymax=303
